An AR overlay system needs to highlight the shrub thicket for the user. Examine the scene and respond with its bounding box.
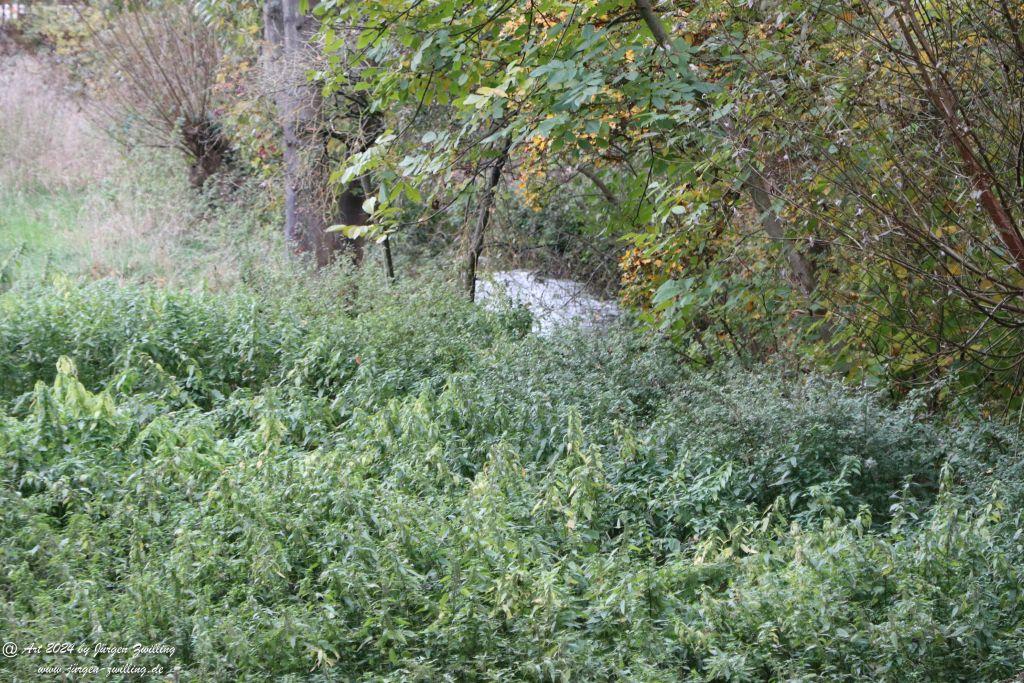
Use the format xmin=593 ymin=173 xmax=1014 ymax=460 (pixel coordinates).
xmin=2 ymin=274 xmax=1023 ymax=681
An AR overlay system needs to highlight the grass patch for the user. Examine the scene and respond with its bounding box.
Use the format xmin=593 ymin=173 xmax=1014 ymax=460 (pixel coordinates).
xmin=0 ymin=53 xmax=279 ymax=293
xmin=0 ymin=190 xmax=85 ymax=283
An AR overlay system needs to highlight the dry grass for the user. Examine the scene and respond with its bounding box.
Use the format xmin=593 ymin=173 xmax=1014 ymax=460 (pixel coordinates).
xmin=0 ymin=54 xmax=109 ymax=193
xmin=0 ymin=53 xmax=278 ymax=291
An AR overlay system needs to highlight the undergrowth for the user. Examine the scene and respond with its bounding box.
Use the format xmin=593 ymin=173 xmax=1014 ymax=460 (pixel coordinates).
xmin=2 ymin=271 xmax=1022 ymax=681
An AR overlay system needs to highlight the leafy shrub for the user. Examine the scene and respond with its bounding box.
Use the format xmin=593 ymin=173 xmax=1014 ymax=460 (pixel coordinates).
xmin=1 ymin=275 xmax=1022 ymax=680
xmin=0 ymin=279 xmax=291 ymax=407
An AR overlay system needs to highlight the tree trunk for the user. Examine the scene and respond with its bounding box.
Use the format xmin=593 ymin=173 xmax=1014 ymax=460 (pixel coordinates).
xmin=382 ymin=236 xmax=396 ymax=280
xmin=464 ymin=143 xmax=510 ymax=301
xmin=263 ymin=0 xmax=363 ymax=267
xmin=743 ymin=164 xmax=818 ymax=296
xmin=359 ymin=173 xmax=395 ymax=280
xmin=183 ymin=117 xmax=231 ymax=190
xmin=577 ymin=165 xmax=621 ymax=206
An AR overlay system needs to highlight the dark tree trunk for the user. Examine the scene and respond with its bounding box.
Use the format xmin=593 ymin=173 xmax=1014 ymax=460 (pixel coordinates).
xmin=743 ymin=165 xmax=818 ymax=296
xmin=183 ymin=117 xmax=231 ymax=190
xmin=382 ymin=236 xmax=395 ymax=280
xmin=263 ymin=0 xmax=363 ymax=267
xmin=577 ymin=165 xmax=621 ymax=206
xmin=359 ymin=172 xmax=395 ymax=280
xmin=464 ymin=143 xmax=510 ymax=301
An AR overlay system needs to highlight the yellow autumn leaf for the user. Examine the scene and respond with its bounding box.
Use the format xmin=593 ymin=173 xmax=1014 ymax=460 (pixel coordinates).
xmin=476 ymin=86 xmax=508 ymax=98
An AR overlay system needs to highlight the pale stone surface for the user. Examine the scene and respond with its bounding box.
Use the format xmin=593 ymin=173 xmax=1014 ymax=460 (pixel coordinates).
xmin=477 ymin=270 xmax=620 ymax=336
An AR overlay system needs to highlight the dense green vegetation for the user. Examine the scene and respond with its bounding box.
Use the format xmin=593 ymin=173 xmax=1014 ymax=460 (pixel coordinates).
xmin=17 ymin=0 xmax=1024 ymax=403
xmin=4 ymin=0 xmax=1024 ymax=679
xmin=2 ymin=273 xmax=1023 ymax=680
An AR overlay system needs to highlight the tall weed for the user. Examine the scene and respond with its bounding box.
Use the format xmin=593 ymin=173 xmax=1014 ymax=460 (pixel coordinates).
xmin=1 ymin=274 xmax=1022 ymax=680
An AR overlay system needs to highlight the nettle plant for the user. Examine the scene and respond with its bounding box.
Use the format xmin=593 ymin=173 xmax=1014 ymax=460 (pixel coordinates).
xmin=2 ymin=275 xmax=1024 ymax=679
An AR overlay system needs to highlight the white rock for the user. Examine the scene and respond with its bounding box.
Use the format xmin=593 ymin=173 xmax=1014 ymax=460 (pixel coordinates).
xmin=477 ymin=270 xmax=619 ymax=336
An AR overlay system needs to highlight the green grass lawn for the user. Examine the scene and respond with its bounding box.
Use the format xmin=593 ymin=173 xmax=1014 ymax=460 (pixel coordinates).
xmin=0 ymin=189 xmax=82 ymax=283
